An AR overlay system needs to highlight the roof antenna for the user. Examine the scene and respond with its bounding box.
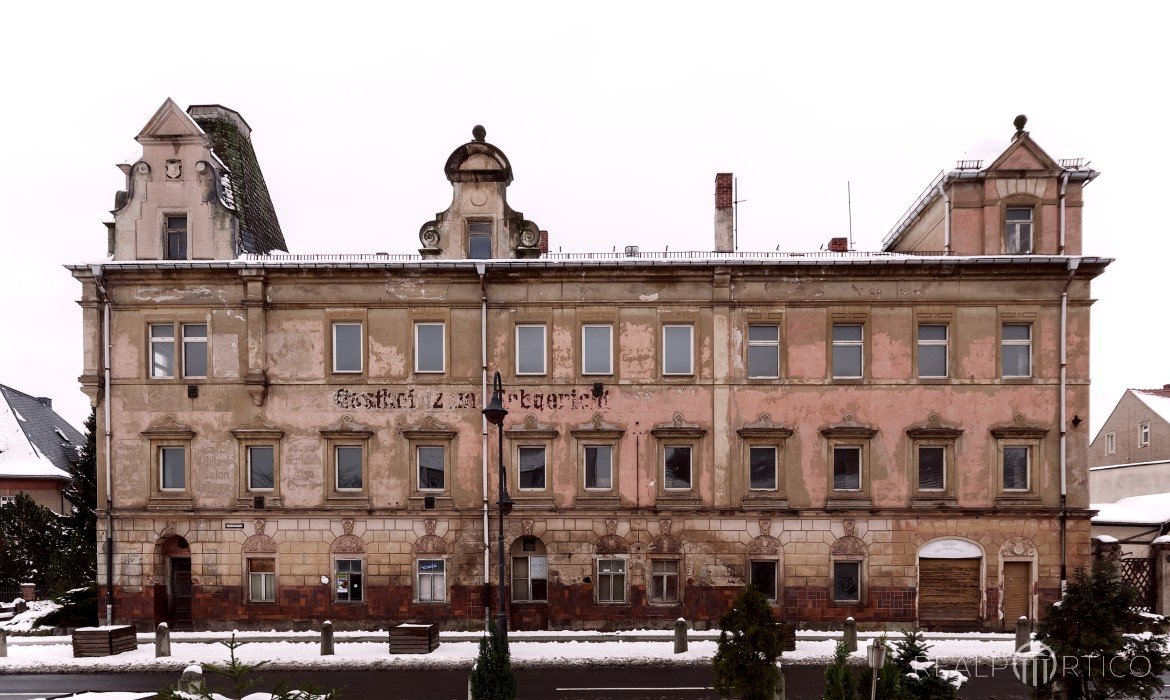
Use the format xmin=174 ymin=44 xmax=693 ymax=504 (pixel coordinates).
xmin=847 ymin=181 xmax=854 ymax=251
xmin=733 ymin=177 xmax=747 ymax=252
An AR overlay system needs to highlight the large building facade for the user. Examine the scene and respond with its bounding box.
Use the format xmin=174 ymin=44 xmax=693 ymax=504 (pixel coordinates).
xmin=73 ymin=102 xmax=1107 ymax=631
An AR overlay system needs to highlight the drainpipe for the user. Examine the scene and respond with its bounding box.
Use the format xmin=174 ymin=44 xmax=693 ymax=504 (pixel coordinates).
xmin=91 ymin=263 xmax=114 ymax=626
xmin=1059 ymin=256 xmax=1081 ymax=596
xmin=1058 ymin=171 xmax=1071 ymax=254
xmin=477 ymin=262 xmax=489 ymax=627
xmin=936 ymin=183 xmax=951 ymax=254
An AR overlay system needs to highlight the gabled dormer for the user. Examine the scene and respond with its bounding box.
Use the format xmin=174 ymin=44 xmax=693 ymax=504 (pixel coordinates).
xmin=418 ymin=126 xmax=544 ymax=259
xmin=108 ymin=99 xmax=285 ymax=261
xmin=883 ymin=115 xmax=1098 ymax=256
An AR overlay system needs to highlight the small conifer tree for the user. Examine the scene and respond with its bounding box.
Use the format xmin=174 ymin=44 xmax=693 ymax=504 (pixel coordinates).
xmin=469 ymin=620 xmax=517 ymax=700
xmin=713 ymin=585 xmax=785 ymax=700
xmin=159 ymin=634 xmax=339 ymax=699
xmin=893 ymin=629 xmax=956 ymax=700
xmin=823 ymin=640 xmax=858 ymax=700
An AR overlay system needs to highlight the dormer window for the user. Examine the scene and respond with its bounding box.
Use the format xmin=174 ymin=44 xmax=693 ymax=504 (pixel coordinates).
xmin=469 ymin=221 xmax=492 ymax=259
xmin=165 ymin=214 xmax=188 ymax=260
xmin=1005 ymin=207 xmax=1033 ymax=254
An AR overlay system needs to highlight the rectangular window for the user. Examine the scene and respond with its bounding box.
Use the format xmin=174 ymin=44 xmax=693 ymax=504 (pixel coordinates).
xmin=747 ymin=324 xmax=780 ymax=378
xmin=833 ymin=561 xmax=861 ymax=602
xmin=749 ymin=446 xmax=777 ymax=490
xmin=1003 ymin=446 xmax=1030 ymax=491
xmin=247 ymin=446 xmax=275 ymax=490
xmin=832 ymin=324 xmax=863 ymax=378
xmin=335 ymin=559 xmax=363 ymax=602
xmin=584 ymin=445 xmax=612 ymax=490
xmin=650 ymin=560 xmax=680 ymax=603
xmin=833 ymin=446 xmax=861 ymax=491
xmin=750 ymin=560 xmax=777 ymax=601
xmin=469 ymin=221 xmax=492 ymax=259
xmin=1140 ymin=422 xmax=1151 ymax=447
xmin=597 ymin=559 xmax=626 ymax=603
xmin=332 ymin=322 xmax=363 ymax=373
xmin=1005 ymin=207 xmax=1033 ymax=254
xmin=1002 ymin=324 xmax=1032 ymax=378
xmin=165 ymin=214 xmax=188 ymax=260
xmin=160 ymin=446 xmax=185 ymax=490
xmin=917 ymin=446 xmax=945 ymax=491
xmin=1106 ymin=431 xmax=1116 ymax=455
xmin=663 ymin=324 xmax=694 ymax=375
xmin=150 ymin=324 xmax=176 ymax=378
xmin=516 ymin=324 xmax=547 ymax=375
xmin=414 ymin=323 xmax=445 ymax=373
xmin=335 ymin=446 xmax=364 ymax=490
xmin=417 ymin=559 xmax=446 ymax=602
xmin=248 ymin=558 xmax=276 ymax=603
xmin=917 ymin=324 xmax=948 ymax=378
xmin=182 ymin=323 xmax=208 ymax=378
xmin=582 ymin=324 xmax=613 ymax=375
xmin=519 ymin=446 xmax=546 ymax=490
xmin=512 ymin=554 xmax=548 ymax=601
xmin=0 ymin=496 xmax=13 ymax=506
xmin=664 ymin=445 xmax=692 ymax=490
xmin=418 ymin=445 xmax=445 ymax=490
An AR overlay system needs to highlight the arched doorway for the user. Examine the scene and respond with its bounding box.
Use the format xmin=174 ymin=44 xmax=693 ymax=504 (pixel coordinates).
xmin=509 ymin=535 xmax=548 ymax=631
xmin=917 ymin=538 xmax=983 ymax=630
xmin=158 ymin=535 xmax=192 ymax=631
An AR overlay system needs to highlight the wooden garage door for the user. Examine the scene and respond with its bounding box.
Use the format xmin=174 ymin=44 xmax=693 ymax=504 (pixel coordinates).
xmin=919 ymin=558 xmax=981 ymax=626
xmin=1002 ymin=561 xmax=1032 ymax=627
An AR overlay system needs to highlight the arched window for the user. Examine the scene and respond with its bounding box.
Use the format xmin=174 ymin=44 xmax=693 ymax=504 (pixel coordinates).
xmin=511 ymin=536 xmax=548 ymax=602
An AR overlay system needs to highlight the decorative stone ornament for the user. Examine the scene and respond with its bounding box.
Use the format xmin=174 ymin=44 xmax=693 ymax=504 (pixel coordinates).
xmin=165 ymin=159 xmax=182 ymax=179
xmin=1001 ymin=536 xmax=1037 ymax=558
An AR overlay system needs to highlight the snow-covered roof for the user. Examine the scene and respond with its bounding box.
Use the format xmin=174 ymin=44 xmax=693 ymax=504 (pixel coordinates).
xmin=1091 ymin=493 xmax=1170 ymax=525
xmin=1132 ymin=390 xmax=1170 ymax=426
xmin=0 ymin=384 xmax=78 ymax=481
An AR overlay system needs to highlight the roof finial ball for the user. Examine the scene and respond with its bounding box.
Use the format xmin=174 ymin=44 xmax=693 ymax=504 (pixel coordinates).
xmin=1013 ymin=114 xmax=1028 ymax=136
xmin=472 ymin=125 xmax=487 ymax=142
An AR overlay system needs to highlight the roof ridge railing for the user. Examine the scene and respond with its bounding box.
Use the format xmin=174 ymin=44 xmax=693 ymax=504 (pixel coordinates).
xmin=881 ymin=170 xmax=947 ymax=250
xmin=242 ymin=250 xmax=953 ymax=262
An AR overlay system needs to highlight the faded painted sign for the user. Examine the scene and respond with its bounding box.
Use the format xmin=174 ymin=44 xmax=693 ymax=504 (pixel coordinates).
xmin=333 ymin=386 xmax=610 ymax=412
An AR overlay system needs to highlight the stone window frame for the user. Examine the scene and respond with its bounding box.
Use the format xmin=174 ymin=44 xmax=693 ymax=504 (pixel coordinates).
xmin=412 ymin=319 xmax=448 ymax=377
xmin=906 ymin=416 xmax=963 ymax=508
xmin=658 ymin=312 xmax=701 ymax=381
xmin=827 ymin=311 xmax=870 ymax=382
xmin=821 ymin=417 xmax=877 ymax=509
xmin=737 ymin=415 xmax=793 ymax=510
xmin=320 ymin=416 xmax=374 ymax=508
xmin=745 ymin=312 xmax=785 ymax=381
xmin=333 ymin=556 xmax=365 ymax=603
xmin=514 ymin=322 xmax=548 ymax=376
xmin=245 ymin=555 xmax=277 ymax=603
xmin=511 ymin=535 xmax=549 ymax=603
xmin=748 ymin=559 xmax=780 ymax=602
xmin=661 ymin=322 xmax=695 ymax=377
xmin=991 ymin=418 xmax=1048 ymax=507
xmin=570 ymin=415 xmax=624 ymax=508
xmin=580 ymin=321 xmax=615 ymax=377
xmin=467 ymin=218 xmax=493 ymax=259
xmin=326 ymin=310 xmax=368 ymax=380
xmin=145 ymin=316 xmax=210 ymax=381
xmin=829 ymin=525 xmax=867 ymax=606
xmin=505 ymin=416 xmax=558 ymax=509
xmin=401 ymin=417 xmax=457 ymax=510
xmin=651 ymin=414 xmax=706 ymax=510
xmin=595 ymin=555 xmax=629 ymax=604
xmin=998 ymin=310 xmax=1037 ymax=381
xmin=1000 ymin=194 xmax=1041 ymax=255
xmin=415 ymin=556 xmax=449 ymax=604
xmin=230 ymin=420 xmax=285 ymax=509
xmin=648 ymin=521 xmax=685 ymax=606
xmin=747 ymin=520 xmax=783 ymax=603
xmin=648 ymin=557 xmax=683 ymax=605
xmin=161 ymin=209 xmax=189 ymax=261
xmin=143 ymin=416 xmax=195 ymax=508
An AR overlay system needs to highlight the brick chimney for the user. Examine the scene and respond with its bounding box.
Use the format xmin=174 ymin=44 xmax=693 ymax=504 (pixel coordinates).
xmin=714 ymin=173 xmax=734 ymax=253
xmin=828 ymin=237 xmax=849 ymax=253
xmin=539 ymin=230 xmax=549 ymax=255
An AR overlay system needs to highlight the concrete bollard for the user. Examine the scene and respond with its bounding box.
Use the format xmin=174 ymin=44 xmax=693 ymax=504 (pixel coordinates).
xmin=843 ymin=616 xmax=857 ymax=652
xmin=155 ymin=622 xmax=171 ymax=657
xmin=0 ymin=628 xmax=7 ymax=658
xmin=321 ymin=620 xmax=334 ymax=656
xmin=178 ymin=665 xmax=204 ymax=693
xmin=1015 ymin=616 xmax=1031 ymax=652
xmin=674 ymin=617 xmax=688 ymax=654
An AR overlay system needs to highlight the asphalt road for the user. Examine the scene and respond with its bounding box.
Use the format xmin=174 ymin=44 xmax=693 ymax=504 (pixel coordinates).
xmin=0 ymin=664 xmax=1035 ymax=700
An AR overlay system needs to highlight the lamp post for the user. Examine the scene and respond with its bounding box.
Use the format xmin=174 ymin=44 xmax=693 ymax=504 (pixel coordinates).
xmin=867 ymin=636 xmax=886 ymax=700
xmin=482 ymin=371 xmax=513 ymax=639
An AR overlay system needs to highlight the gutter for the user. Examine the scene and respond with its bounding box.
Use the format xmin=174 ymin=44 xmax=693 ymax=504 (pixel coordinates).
xmin=90 ymin=263 xmax=114 ymax=626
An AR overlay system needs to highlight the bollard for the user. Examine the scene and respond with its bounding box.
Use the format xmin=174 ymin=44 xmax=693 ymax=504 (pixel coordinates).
xmin=178 ymin=665 xmax=204 ymax=693
xmin=674 ymin=617 xmax=688 ymax=654
xmin=321 ymin=620 xmax=334 ymax=656
xmin=775 ymin=660 xmax=785 ymax=700
xmin=1015 ymin=616 xmax=1031 ymax=652
xmin=155 ymin=622 xmax=171 ymax=657
xmin=843 ymin=616 xmax=857 ymax=652
xmin=0 ymin=628 xmax=7 ymax=658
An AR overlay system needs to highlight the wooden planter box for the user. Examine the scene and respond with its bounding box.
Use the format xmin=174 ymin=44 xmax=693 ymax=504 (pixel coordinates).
xmin=387 ymin=623 xmax=439 ymax=654
xmin=73 ymin=625 xmax=138 ymax=657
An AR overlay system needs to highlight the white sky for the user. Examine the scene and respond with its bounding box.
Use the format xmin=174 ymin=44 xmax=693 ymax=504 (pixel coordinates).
xmin=0 ymin=2 xmax=1165 ymax=436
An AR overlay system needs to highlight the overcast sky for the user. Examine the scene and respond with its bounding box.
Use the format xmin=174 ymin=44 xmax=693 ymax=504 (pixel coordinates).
xmin=1 ymin=2 xmax=1164 ymax=438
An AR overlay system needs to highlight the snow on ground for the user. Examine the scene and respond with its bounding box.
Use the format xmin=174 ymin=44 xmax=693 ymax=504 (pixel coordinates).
xmin=0 ymin=633 xmax=1018 ymax=673
xmin=0 ymin=599 xmax=61 ymax=632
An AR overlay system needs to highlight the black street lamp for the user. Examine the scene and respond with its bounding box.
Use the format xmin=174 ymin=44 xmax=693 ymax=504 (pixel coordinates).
xmin=482 ymin=371 xmax=513 ymax=638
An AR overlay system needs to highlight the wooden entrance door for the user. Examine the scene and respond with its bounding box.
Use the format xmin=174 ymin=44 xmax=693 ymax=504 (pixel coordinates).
xmin=1002 ymin=561 xmax=1032 ymax=628
xmin=169 ymin=557 xmax=193 ymax=631
xmin=919 ymin=558 xmax=981 ymax=629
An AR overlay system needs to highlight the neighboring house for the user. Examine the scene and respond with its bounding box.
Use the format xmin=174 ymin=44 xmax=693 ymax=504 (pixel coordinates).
xmin=1089 ymin=388 xmax=1170 ymax=503
xmin=72 ymin=102 xmax=1107 ymax=632
xmin=0 ymin=384 xmax=81 ymax=514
